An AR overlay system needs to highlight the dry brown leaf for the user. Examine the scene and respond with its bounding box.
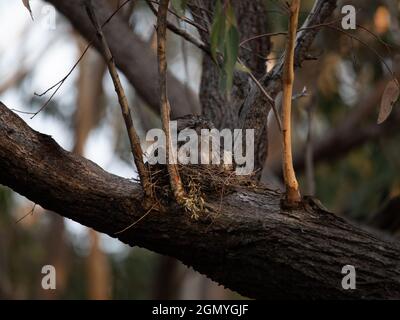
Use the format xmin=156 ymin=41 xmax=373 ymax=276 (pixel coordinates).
xmin=22 ymin=0 xmax=34 ymax=20
xmin=378 ymin=79 xmax=399 ymax=124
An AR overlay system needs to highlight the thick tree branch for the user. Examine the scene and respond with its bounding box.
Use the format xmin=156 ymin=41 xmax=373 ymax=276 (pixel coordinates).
xmin=45 ymin=0 xmax=200 ymax=117
xmin=1 ymin=102 xmax=400 ymax=299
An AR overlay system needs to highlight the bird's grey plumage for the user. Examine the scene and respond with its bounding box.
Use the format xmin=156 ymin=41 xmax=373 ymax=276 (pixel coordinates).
xmin=173 ymin=114 xmax=233 ymax=170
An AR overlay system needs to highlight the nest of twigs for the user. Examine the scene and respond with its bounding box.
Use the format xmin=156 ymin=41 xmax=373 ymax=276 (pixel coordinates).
xmin=146 ymin=163 xmax=256 ymax=218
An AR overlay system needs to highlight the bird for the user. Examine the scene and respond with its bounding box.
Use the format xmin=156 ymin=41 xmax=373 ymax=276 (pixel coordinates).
xmin=173 ymin=114 xmax=234 ymax=170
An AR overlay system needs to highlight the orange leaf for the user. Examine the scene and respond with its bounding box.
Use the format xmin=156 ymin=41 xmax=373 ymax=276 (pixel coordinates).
xmin=374 ymin=6 xmax=390 ymax=35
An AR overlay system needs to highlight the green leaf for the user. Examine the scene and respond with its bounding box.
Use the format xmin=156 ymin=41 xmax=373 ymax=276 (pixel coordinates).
xmin=223 ymin=25 xmax=239 ymax=91
xmin=210 ymin=0 xmax=225 ymax=62
xmin=219 ymin=70 xmax=228 ymax=93
xmin=235 ymin=61 xmax=251 ymax=73
xmin=210 ymin=1 xmax=240 ymax=94
xmin=225 ymin=1 xmax=237 ymax=28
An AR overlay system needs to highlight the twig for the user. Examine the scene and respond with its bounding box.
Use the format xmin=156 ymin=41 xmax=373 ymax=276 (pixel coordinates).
xmin=148 ymin=0 xmax=208 ymax=33
xmin=292 ymin=86 xmax=308 ymax=100
xmin=356 ymin=23 xmax=395 ymax=55
xmin=184 ymin=4 xmax=211 ymax=31
xmin=238 ymin=58 xmax=282 ymax=132
xmin=146 ymin=0 xmax=210 ymax=54
xmin=239 ymin=19 xmax=341 ymax=47
xmin=28 ymin=44 xmax=92 ymax=119
xmin=148 ymin=1 xmax=263 ymax=66
xmin=157 ymin=0 xmax=187 ymax=205
xmin=15 ymin=203 xmax=37 ymax=224
xmin=282 ymin=0 xmax=301 ymax=206
xmin=114 ymin=203 xmax=157 ymax=234
xmin=327 ymin=25 xmax=398 ymax=85
xmin=266 ymin=0 xmax=338 ymax=88
xmin=84 ymin=0 xmax=152 ymax=200
xmin=16 ymin=0 xmax=133 ymax=119
xmin=188 ymin=1 xmax=213 ymax=33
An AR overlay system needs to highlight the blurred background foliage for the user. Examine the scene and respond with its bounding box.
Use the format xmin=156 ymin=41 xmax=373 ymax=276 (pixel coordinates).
xmin=0 ymin=0 xmax=399 ymax=299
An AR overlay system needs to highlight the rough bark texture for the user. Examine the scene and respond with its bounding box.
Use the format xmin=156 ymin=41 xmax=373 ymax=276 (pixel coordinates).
xmin=45 ymin=0 xmax=200 ymax=117
xmin=1 ymin=102 xmax=400 ymax=299
xmin=194 ymin=0 xmax=271 ymax=129
xmin=191 ymin=0 xmax=272 ymax=176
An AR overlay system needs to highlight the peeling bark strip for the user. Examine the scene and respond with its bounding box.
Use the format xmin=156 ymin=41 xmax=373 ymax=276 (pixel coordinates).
xmin=1 ymin=102 xmax=400 ymax=299
xmin=282 ymin=0 xmax=301 ymax=205
xmin=157 ymin=0 xmax=186 ymax=205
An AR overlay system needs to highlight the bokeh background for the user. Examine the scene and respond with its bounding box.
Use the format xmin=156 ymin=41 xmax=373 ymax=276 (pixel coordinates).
xmin=0 ymin=0 xmax=399 ymax=299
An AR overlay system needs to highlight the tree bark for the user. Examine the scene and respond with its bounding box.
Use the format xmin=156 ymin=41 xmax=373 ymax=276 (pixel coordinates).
xmin=1 ymin=102 xmax=400 ymax=299
xmin=193 ymin=0 xmax=272 ymax=131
